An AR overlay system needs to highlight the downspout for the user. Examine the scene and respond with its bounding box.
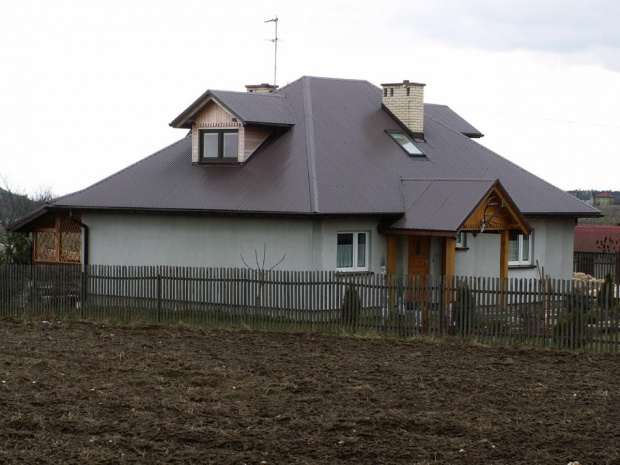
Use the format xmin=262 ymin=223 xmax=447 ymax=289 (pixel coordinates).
xmin=69 ymin=211 xmax=89 ymax=268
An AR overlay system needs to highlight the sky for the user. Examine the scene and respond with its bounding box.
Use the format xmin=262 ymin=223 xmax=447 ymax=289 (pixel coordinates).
xmin=1 ymin=0 xmax=619 ymax=197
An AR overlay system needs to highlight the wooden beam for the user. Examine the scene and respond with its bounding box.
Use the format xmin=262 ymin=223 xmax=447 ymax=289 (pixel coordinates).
xmin=387 ymin=235 xmax=397 ymax=309
xmin=500 ymin=230 xmax=509 ymax=309
xmin=387 ymin=236 xmax=397 ymax=275
xmin=443 ymin=237 xmax=456 ymax=314
xmin=500 ymin=230 xmax=509 ymax=280
xmin=443 ymin=237 xmax=456 ymax=277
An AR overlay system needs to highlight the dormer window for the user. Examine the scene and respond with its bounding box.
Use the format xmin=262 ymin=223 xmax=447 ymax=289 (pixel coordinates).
xmin=386 ymin=130 xmax=424 ymax=157
xmin=200 ymin=129 xmax=239 ymax=162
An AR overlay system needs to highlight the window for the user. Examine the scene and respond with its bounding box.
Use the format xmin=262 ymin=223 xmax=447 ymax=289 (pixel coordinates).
xmin=337 ymin=232 xmax=369 ymax=271
xmin=200 ymin=129 xmax=238 ymax=161
xmin=508 ymin=232 xmax=532 ymax=266
xmin=456 ymin=232 xmax=467 ymax=249
xmin=386 ymin=130 xmax=424 ymax=156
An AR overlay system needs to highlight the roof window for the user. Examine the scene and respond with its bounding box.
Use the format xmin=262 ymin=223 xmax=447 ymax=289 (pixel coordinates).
xmin=386 ymin=130 xmax=424 ymax=157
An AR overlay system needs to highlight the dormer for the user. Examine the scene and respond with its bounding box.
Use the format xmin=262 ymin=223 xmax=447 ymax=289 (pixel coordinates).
xmin=170 ymin=86 xmax=294 ymax=164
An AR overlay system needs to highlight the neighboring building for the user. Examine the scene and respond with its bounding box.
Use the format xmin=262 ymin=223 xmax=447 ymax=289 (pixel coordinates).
xmin=574 ymin=224 xmax=620 ymax=282
xmin=595 ymin=192 xmax=615 ymax=207
xmin=11 ymin=76 xmax=602 ymax=279
xmin=574 ymin=224 xmax=620 ymax=253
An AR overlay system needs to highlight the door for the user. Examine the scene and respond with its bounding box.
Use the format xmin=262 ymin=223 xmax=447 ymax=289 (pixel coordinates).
xmin=408 ymin=236 xmax=429 ymax=304
xmin=408 ymin=236 xmax=429 ymax=276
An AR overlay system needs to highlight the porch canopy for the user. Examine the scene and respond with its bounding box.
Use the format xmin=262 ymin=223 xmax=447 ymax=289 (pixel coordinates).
xmin=379 ymin=179 xmax=531 ymax=279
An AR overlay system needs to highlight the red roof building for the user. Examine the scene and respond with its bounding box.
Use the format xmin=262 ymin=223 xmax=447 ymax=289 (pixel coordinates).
xmin=594 ymin=192 xmax=615 ymax=207
xmin=574 ymin=224 xmax=620 ymax=253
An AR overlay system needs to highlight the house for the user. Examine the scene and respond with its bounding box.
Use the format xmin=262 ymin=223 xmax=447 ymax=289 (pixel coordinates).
xmin=594 ymin=192 xmax=615 ymax=207
xmin=10 ymin=76 xmax=602 ymax=279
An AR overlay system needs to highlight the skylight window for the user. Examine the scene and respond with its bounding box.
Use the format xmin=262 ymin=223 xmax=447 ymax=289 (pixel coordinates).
xmin=386 ymin=130 xmax=424 ymax=156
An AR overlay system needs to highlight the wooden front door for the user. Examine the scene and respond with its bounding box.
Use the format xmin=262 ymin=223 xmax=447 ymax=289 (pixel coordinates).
xmin=408 ymin=236 xmax=429 ymax=276
xmin=408 ymin=236 xmax=429 ymax=303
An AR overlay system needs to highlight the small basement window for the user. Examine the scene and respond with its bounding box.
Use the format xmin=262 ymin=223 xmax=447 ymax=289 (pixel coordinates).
xmin=200 ymin=129 xmax=238 ymax=161
xmin=386 ymin=130 xmax=424 ymax=156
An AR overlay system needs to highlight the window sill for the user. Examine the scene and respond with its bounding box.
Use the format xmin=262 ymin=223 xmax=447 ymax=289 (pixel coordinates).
xmin=508 ymin=264 xmax=536 ymax=269
xmin=195 ymin=159 xmax=241 ymax=165
xmin=335 ymin=270 xmax=373 ymax=277
xmin=455 ymin=247 xmax=469 ymax=251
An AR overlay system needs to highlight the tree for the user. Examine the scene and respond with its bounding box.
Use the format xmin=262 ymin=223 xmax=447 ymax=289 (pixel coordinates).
xmin=0 ymin=176 xmax=54 ymax=264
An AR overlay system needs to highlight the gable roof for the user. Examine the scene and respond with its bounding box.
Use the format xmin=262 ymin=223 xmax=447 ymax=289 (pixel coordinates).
xmin=170 ymin=89 xmax=295 ymax=128
xmin=11 ymin=76 xmax=601 ymax=232
xmin=380 ymin=179 xmax=529 ymax=235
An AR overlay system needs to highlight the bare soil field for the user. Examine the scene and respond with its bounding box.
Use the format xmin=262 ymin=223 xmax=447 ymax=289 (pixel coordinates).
xmin=1 ymin=318 xmax=619 ymax=464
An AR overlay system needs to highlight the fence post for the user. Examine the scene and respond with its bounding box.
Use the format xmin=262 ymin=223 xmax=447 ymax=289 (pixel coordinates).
xmin=157 ymin=272 xmax=162 ymax=323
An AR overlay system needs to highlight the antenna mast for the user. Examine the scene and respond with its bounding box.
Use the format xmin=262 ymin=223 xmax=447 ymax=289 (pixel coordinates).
xmin=265 ymin=16 xmax=278 ymax=86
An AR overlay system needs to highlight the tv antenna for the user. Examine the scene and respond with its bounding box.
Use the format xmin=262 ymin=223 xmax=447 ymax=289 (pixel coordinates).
xmin=265 ymin=16 xmax=278 ymax=86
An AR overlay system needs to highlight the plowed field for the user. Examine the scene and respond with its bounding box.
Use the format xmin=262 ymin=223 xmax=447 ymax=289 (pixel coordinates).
xmin=1 ymin=318 xmax=619 ymax=464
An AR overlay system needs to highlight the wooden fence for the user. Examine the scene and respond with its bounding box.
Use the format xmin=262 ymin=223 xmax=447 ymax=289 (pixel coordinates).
xmin=1 ymin=264 xmax=619 ymax=353
xmin=574 ymin=252 xmax=620 ymax=284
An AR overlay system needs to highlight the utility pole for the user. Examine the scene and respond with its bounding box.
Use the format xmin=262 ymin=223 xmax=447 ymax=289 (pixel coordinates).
xmin=265 ymin=16 xmax=278 ymax=86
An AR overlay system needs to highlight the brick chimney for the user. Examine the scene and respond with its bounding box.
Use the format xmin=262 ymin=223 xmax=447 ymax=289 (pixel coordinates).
xmin=245 ymin=83 xmax=278 ymax=93
xmin=381 ymin=80 xmax=425 ymax=137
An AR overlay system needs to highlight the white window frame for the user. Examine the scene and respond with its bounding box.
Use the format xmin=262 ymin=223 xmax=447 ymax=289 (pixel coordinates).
xmin=456 ymin=232 xmax=467 ymax=249
xmin=336 ymin=231 xmax=370 ymax=272
xmin=508 ymin=232 xmax=532 ymax=266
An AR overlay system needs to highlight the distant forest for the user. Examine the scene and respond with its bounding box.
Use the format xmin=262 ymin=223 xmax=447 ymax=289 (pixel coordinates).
xmin=567 ymin=190 xmax=620 ymax=204
xmin=567 ymin=190 xmax=620 ymax=225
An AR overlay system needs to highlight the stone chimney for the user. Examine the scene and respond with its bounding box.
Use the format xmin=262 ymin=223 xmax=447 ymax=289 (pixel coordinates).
xmin=381 ymin=80 xmax=425 ymax=136
xmin=245 ymin=83 xmax=279 ymax=93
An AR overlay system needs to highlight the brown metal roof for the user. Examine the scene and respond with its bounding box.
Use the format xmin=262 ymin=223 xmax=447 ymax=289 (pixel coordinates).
xmin=388 ymin=179 xmax=497 ymax=232
xmin=425 ymin=104 xmax=483 ymax=138
xmin=170 ymin=89 xmax=295 ymax=128
xmin=12 ymin=76 xmax=602 ymax=232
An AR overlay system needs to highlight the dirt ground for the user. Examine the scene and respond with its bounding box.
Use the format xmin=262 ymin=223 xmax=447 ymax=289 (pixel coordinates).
xmin=1 ymin=319 xmax=619 ymax=464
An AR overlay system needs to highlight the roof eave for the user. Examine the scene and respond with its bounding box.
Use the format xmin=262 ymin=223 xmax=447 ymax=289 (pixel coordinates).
xmin=523 ymin=211 xmax=604 ymax=218
xmin=8 ymin=205 xmax=51 ymax=233
xmin=30 ymin=205 xmax=405 ymax=219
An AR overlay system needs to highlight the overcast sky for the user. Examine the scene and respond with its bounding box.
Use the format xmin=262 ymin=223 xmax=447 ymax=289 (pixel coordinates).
xmin=1 ymin=0 xmax=619 ymax=197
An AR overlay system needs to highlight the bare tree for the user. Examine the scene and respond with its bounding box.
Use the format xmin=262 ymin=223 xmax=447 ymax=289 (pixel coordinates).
xmin=0 ymin=176 xmax=54 ymax=264
xmin=240 ymin=244 xmax=285 ymax=313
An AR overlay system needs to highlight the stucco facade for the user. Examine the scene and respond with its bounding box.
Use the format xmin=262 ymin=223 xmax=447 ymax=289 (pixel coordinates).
xmin=83 ymin=212 xmax=387 ymax=273
xmin=453 ymin=217 xmax=575 ymax=280
xmin=82 ymin=212 xmax=574 ymax=279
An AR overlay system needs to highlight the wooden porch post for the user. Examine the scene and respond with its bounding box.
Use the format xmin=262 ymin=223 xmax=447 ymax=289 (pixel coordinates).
xmin=500 ymin=230 xmax=509 ymax=309
xmin=443 ymin=236 xmax=457 ymax=321
xmin=387 ymin=236 xmax=397 ymax=275
xmin=443 ymin=237 xmax=456 ymax=277
xmin=387 ymin=235 xmax=397 ymax=308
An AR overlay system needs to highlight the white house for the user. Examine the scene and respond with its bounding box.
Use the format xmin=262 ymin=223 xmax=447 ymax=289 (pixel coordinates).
xmin=11 ymin=76 xmax=600 ymax=279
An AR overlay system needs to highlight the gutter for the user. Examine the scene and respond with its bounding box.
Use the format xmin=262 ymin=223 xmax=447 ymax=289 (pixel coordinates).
xmin=69 ymin=211 xmax=89 ymax=267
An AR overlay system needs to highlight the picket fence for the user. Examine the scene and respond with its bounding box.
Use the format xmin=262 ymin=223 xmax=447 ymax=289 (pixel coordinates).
xmin=573 ymin=251 xmax=620 ymax=284
xmin=1 ymin=264 xmax=619 ymax=353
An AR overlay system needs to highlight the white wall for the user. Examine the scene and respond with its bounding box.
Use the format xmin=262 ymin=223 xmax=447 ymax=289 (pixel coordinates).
xmin=454 ymin=233 xmax=501 ymax=277
xmin=82 ymin=212 xmax=386 ymax=272
xmin=453 ymin=217 xmax=575 ymax=279
xmin=82 ymin=212 xmax=574 ymax=278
